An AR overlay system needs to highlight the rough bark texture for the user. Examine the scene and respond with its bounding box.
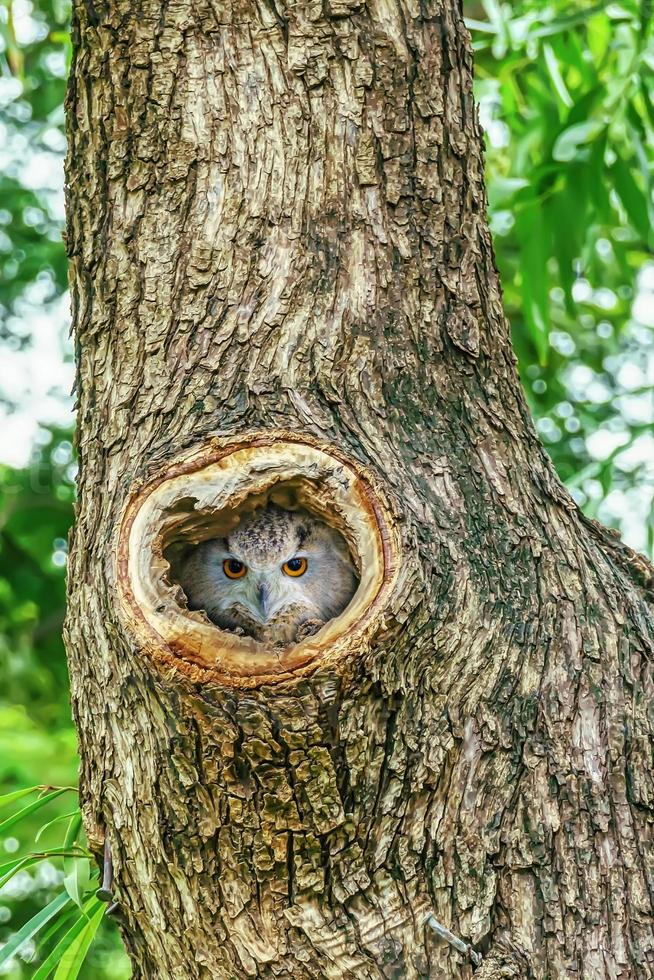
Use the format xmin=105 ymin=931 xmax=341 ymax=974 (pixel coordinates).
xmin=64 ymin=0 xmax=654 ymax=977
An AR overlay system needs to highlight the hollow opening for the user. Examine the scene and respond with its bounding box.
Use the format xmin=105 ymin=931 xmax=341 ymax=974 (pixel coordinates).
xmin=163 ymin=481 xmax=362 ymax=647
xmin=117 ymin=436 xmax=395 ymax=685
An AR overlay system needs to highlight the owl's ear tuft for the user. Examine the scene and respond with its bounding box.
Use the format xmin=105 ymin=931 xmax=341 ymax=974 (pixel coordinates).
xmin=116 ymin=432 xmax=399 ymax=688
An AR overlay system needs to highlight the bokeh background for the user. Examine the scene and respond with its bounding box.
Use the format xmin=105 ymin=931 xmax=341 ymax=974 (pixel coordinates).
xmin=0 ymin=0 xmax=652 ymax=974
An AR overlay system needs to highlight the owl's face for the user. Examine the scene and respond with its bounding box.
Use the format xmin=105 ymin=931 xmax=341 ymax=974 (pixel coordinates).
xmin=179 ymin=505 xmax=358 ymax=643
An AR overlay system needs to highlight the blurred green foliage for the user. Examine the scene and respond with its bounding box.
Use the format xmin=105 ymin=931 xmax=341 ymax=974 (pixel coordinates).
xmin=471 ymin=0 xmax=654 ymax=548
xmin=0 ymin=444 xmax=129 ymax=975
xmin=0 ymin=0 xmax=652 ymax=975
xmin=1 ymin=0 xmax=129 ymax=974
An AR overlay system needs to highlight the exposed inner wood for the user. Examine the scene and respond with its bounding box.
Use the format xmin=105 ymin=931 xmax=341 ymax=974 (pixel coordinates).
xmin=117 ymin=434 xmax=397 ymax=684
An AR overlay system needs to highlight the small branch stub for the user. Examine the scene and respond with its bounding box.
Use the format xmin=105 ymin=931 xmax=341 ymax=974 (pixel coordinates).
xmin=116 ymin=433 xmax=398 ymax=687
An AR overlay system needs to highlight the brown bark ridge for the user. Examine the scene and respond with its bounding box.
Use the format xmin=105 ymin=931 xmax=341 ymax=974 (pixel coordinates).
xmin=63 ymin=0 xmax=654 ymax=976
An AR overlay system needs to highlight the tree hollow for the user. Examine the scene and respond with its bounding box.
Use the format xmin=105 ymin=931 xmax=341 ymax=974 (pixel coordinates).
xmin=117 ymin=432 xmax=399 ymax=687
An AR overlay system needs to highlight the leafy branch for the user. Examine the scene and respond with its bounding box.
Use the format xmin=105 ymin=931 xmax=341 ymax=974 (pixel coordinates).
xmin=0 ymin=785 xmax=109 ymax=979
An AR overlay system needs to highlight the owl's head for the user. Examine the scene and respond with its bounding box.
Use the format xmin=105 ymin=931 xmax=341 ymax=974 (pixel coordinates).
xmin=179 ymin=504 xmax=359 ymax=643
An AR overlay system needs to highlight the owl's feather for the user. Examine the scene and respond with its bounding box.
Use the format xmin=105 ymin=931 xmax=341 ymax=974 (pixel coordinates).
xmin=178 ymin=505 xmax=358 ymax=645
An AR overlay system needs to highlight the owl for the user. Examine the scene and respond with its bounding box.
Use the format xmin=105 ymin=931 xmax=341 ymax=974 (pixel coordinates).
xmin=178 ymin=504 xmax=359 ymax=645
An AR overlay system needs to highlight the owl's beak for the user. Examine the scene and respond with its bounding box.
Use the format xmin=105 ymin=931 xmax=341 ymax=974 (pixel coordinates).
xmin=257 ymin=582 xmax=271 ymax=622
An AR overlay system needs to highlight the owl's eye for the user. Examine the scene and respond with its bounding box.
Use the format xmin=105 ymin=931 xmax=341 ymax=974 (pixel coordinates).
xmin=282 ymin=557 xmax=308 ymax=577
xmin=223 ymin=558 xmax=247 ymax=579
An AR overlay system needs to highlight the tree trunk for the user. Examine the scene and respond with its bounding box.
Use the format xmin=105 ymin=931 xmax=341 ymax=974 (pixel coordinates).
xmin=63 ymin=0 xmax=654 ymax=976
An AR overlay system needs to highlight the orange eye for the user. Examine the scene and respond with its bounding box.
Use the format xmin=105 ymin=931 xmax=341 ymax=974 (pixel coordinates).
xmin=223 ymin=558 xmax=247 ymax=579
xmin=282 ymin=557 xmax=308 ymax=577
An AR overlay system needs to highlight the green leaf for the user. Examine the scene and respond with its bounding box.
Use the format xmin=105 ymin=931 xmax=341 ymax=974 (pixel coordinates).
xmin=62 ymin=815 xmax=86 ymax=908
xmin=0 ymin=855 xmax=34 ymax=889
xmin=552 ymin=120 xmax=606 ymax=161
xmin=550 ymin=189 xmax=580 ymax=315
xmin=52 ymin=901 xmax=105 ymax=980
xmin=0 ymin=890 xmax=71 ymax=969
xmin=611 ymin=157 xmax=651 ymax=240
xmin=0 ymin=848 xmax=90 ymax=890
xmin=587 ymin=9 xmax=612 ymax=60
xmin=586 ymin=131 xmax=610 ymax=216
xmin=531 ymin=3 xmax=609 ymax=38
xmin=38 ymin=903 xmax=83 ymax=955
xmin=63 ymin=858 xmax=91 ymax=910
xmin=0 ymin=788 xmax=67 ymax=836
xmin=638 ymin=78 xmax=654 ymax=130
xmin=515 ymin=202 xmax=551 ymax=364
xmin=63 ymin=813 xmax=83 ymax=850
xmin=488 ymin=177 xmax=529 ymax=209
xmin=36 ymin=810 xmax=81 ymax=844
xmin=465 ymin=17 xmax=497 ymax=34
xmin=32 ymin=898 xmax=102 ymax=980
xmin=0 ymin=786 xmax=38 ymax=810
xmin=543 ymin=43 xmax=573 ymax=109
xmin=482 ymin=0 xmax=509 ymax=56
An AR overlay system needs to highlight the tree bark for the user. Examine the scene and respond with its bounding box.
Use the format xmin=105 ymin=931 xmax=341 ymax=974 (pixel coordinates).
xmin=64 ymin=0 xmax=654 ymax=977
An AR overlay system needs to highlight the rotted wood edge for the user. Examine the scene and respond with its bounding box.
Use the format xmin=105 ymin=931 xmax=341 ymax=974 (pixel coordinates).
xmin=115 ymin=431 xmax=401 ymax=689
